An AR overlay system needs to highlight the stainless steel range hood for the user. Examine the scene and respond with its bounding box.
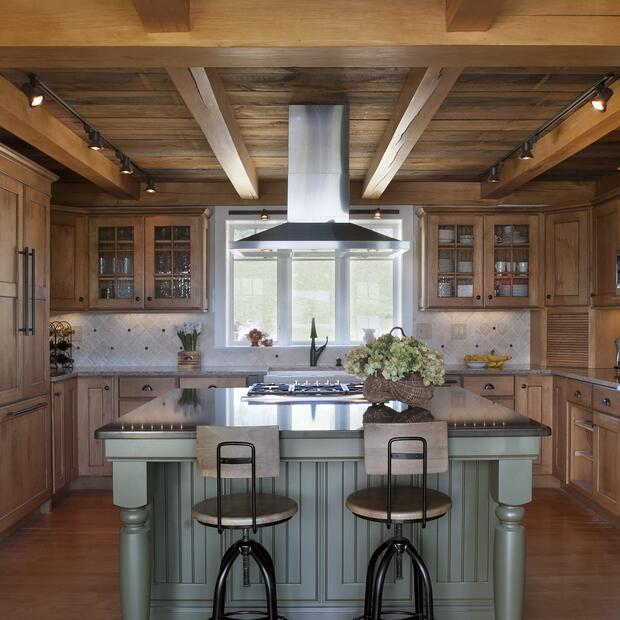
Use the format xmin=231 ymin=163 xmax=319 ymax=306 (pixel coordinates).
xmin=231 ymin=104 xmax=409 ymax=257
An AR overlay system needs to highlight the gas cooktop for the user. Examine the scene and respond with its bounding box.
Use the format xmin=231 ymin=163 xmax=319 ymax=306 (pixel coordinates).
xmin=244 ymin=380 xmax=365 ymax=401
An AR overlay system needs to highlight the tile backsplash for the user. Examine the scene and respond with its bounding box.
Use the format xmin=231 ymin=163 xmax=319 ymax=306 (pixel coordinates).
xmin=53 ymin=310 xmax=530 ymax=368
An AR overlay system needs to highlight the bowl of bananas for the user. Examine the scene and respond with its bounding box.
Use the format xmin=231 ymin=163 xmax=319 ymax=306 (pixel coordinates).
xmin=464 ymin=351 xmax=512 ymax=369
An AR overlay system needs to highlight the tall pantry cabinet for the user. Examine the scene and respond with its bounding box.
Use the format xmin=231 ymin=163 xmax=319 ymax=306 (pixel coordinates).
xmin=0 ymin=144 xmax=56 ymax=533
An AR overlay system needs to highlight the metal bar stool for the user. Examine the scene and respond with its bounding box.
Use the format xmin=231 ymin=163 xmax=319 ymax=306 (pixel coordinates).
xmin=193 ymin=425 xmax=298 ymax=620
xmin=346 ymin=422 xmax=451 ymax=620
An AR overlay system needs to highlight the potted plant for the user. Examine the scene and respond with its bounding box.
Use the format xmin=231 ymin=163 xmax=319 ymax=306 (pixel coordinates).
xmin=344 ymin=329 xmax=444 ymax=406
xmin=177 ymin=322 xmax=202 ymax=370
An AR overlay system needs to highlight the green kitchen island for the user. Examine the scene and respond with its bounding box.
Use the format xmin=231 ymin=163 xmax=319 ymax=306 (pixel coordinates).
xmin=95 ymin=386 xmax=550 ymax=620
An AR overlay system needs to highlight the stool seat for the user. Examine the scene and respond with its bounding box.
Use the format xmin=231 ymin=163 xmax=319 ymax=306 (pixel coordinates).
xmin=192 ymin=493 xmax=298 ymax=529
xmin=346 ymin=486 xmax=451 ymax=523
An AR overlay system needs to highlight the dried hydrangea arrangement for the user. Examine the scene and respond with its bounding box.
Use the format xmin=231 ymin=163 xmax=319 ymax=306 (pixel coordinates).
xmin=344 ymin=333 xmax=445 ymax=387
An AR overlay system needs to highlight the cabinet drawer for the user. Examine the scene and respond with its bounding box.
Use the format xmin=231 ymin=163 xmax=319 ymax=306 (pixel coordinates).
xmin=463 ymin=375 xmax=515 ymax=397
xmin=119 ymin=376 xmax=177 ymax=398
xmin=488 ymin=397 xmax=515 ymax=410
xmin=566 ymin=379 xmax=593 ymax=407
xmin=119 ymin=398 xmax=153 ymax=416
xmin=443 ymin=375 xmax=463 ymax=387
xmin=179 ymin=376 xmax=247 ymax=389
xmin=593 ymin=385 xmax=620 ymax=416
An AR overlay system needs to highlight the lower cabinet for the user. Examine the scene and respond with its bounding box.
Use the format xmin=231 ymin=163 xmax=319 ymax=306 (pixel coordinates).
xmin=593 ymin=412 xmax=620 ymax=516
xmin=77 ymin=376 xmax=117 ymax=476
xmin=51 ymin=379 xmax=78 ymax=493
xmin=0 ymin=397 xmax=52 ymax=533
xmin=179 ymin=376 xmax=248 ymax=389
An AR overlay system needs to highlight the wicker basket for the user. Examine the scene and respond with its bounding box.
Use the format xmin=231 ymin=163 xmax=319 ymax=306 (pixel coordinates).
xmin=363 ymin=373 xmax=434 ymax=406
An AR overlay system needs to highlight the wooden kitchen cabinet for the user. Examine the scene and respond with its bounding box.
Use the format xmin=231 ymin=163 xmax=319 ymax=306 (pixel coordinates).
xmin=544 ymin=208 xmax=590 ymax=307
xmin=422 ymin=214 xmax=484 ymax=309
xmin=118 ymin=375 xmax=177 ymax=414
xmin=88 ymin=216 xmax=144 ymax=310
xmin=484 ymin=214 xmax=541 ymax=308
xmin=0 ymin=397 xmax=51 ymax=533
xmin=51 ymin=379 xmax=78 ymax=493
xmin=591 ymin=200 xmax=620 ymax=307
xmin=516 ymin=375 xmax=553 ymax=475
xmin=77 ymin=376 xmax=116 ymax=476
xmin=593 ymin=411 xmax=620 ymax=516
xmin=51 ymin=209 xmax=87 ymax=311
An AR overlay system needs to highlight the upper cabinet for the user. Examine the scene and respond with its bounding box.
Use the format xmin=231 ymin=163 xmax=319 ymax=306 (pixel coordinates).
xmin=591 ymin=200 xmax=620 ymax=307
xmin=51 ymin=210 xmax=87 ymax=311
xmin=52 ymin=210 xmax=208 ymax=312
xmin=421 ymin=211 xmax=541 ymax=309
xmin=544 ymin=209 xmax=590 ymax=307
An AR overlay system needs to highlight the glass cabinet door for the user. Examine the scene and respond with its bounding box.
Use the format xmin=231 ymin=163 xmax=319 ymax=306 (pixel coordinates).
xmin=485 ymin=215 xmax=539 ymax=307
xmin=89 ymin=217 xmax=144 ymax=308
xmin=427 ymin=215 xmax=483 ymax=308
xmin=144 ymin=216 xmax=202 ymax=309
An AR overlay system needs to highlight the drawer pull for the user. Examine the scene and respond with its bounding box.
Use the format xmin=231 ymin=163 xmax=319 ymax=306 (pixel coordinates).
xmin=521 ymin=383 xmax=527 ymax=389
xmin=483 ymin=383 xmax=495 ymax=391
xmin=142 ymin=384 xmax=153 ymax=392
xmin=602 ymin=397 xmax=612 ymax=407
xmin=575 ymin=390 xmax=582 ymax=399
xmin=208 ymin=384 xmax=217 ymax=389
xmin=7 ymin=402 xmax=47 ymax=418
xmin=104 ymin=385 xmax=110 ymax=391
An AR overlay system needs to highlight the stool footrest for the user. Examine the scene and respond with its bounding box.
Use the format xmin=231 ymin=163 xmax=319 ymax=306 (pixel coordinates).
xmin=209 ymin=611 xmax=288 ymax=620
xmin=354 ymin=612 xmax=425 ymax=620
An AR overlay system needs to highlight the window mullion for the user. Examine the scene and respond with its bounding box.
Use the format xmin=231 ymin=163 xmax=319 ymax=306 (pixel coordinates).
xmin=277 ymin=250 xmax=292 ymax=345
xmin=336 ymin=252 xmax=349 ymax=344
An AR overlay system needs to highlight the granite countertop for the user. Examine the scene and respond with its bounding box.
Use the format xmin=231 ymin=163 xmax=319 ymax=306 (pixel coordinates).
xmin=95 ymin=385 xmax=551 ymax=440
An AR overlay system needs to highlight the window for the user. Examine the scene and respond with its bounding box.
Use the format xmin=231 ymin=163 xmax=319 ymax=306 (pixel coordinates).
xmin=225 ymin=215 xmax=406 ymax=346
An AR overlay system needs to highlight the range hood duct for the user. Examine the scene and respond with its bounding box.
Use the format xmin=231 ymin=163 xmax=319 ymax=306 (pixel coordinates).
xmin=231 ymin=104 xmax=409 ymax=256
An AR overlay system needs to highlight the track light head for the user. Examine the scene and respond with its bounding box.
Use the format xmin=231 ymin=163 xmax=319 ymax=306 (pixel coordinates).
xmin=592 ymin=85 xmax=613 ymax=112
xmin=487 ymin=165 xmax=501 ymax=183
xmin=120 ymin=157 xmax=133 ymax=175
xmin=87 ymin=129 xmax=103 ymax=151
xmin=260 ymin=209 xmax=269 ymax=221
xmin=145 ymin=177 xmax=157 ymax=193
xmin=21 ymin=75 xmax=43 ymax=107
xmin=519 ymin=141 xmax=534 ymax=160
xmin=372 ymin=207 xmax=383 ymax=220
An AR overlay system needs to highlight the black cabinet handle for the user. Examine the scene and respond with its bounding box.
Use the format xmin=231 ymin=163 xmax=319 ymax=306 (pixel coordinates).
xmin=135 ymin=296 xmax=141 ymax=302
xmin=79 ymin=296 xmax=84 ymax=302
xmin=7 ymin=402 xmax=47 ymax=418
xmin=208 ymin=385 xmax=217 ymax=389
xmin=483 ymin=383 xmax=495 ymax=391
xmin=546 ymin=294 xmax=551 ymax=299
xmin=142 ymin=384 xmax=153 ymax=392
xmin=521 ymin=383 xmax=527 ymax=389
xmin=104 ymin=385 xmax=110 ymax=391
xmin=475 ymin=294 xmax=481 ymax=300
xmin=602 ymin=397 xmax=611 ymax=407
xmin=147 ymin=296 xmax=152 ymax=302
xmin=30 ymin=248 xmax=35 ymax=335
xmin=575 ymin=390 xmax=582 ymax=398
xmin=18 ymin=247 xmax=29 ymax=334
xmin=487 ymin=294 xmax=493 ymax=300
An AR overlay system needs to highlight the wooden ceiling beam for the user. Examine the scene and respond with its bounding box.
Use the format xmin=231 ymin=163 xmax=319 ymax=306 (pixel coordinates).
xmin=167 ymin=67 xmax=258 ymax=199
xmin=446 ymin=0 xmax=504 ymax=32
xmin=362 ymin=67 xmax=463 ymax=199
xmin=482 ymin=81 xmax=620 ymax=199
xmin=130 ymin=0 xmax=190 ymax=32
xmin=0 ymin=75 xmax=138 ymax=199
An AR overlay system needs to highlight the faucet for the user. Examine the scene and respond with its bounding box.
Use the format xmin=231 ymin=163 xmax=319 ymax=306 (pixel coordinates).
xmin=309 ymin=317 xmax=328 ymax=367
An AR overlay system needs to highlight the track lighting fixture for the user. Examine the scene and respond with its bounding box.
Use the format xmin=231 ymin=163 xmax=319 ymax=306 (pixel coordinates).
xmin=372 ymin=207 xmax=383 ymax=220
xmin=145 ymin=177 xmax=157 ymax=193
xmin=260 ymin=209 xmax=270 ymax=221
xmin=120 ymin=157 xmax=133 ymax=175
xmin=87 ymin=129 xmax=103 ymax=151
xmin=591 ymin=85 xmax=614 ymax=112
xmin=519 ymin=140 xmax=534 ymax=160
xmin=487 ymin=166 xmax=501 ymax=183
xmin=21 ymin=74 xmax=43 ymax=108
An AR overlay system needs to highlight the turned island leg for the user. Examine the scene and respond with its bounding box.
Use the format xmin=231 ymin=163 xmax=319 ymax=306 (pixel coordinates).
xmin=490 ymin=457 xmax=533 ymax=620
xmin=114 ymin=461 xmax=152 ymax=620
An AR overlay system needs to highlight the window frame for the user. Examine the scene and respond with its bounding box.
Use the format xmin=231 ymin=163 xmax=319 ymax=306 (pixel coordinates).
xmin=213 ymin=208 xmax=413 ymax=348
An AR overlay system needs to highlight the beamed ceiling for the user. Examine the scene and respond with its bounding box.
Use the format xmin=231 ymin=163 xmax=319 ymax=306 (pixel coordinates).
xmin=0 ymin=66 xmax=618 ymax=189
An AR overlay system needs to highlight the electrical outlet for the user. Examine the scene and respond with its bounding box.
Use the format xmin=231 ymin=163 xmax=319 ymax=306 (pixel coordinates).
xmin=416 ymin=323 xmax=432 ymax=339
xmin=452 ymin=324 xmax=467 ymax=340
xmin=72 ymin=325 xmax=82 ymax=343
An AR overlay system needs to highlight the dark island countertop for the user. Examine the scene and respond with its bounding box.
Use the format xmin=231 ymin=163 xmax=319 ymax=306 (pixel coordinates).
xmin=95 ymin=385 xmax=551 ymax=440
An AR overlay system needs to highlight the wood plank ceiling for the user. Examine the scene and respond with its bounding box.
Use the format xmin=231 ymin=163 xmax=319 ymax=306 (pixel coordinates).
xmin=0 ymin=66 xmax=617 ymax=188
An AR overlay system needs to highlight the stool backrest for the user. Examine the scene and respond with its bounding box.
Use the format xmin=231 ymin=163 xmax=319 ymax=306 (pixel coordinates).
xmin=363 ymin=422 xmax=448 ymax=476
xmin=196 ymin=425 xmax=280 ymax=479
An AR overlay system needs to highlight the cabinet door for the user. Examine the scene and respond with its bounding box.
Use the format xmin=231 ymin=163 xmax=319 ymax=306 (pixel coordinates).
xmin=544 ymin=209 xmax=589 ymax=307
xmin=593 ymin=411 xmax=620 ymax=515
xmin=516 ymin=376 xmax=553 ymax=475
xmin=591 ymin=201 xmax=620 ymax=307
xmin=0 ymin=398 xmax=51 ymax=533
xmin=23 ymin=187 xmax=49 ymax=301
xmin=425 ymin=214 xmax=483 ymax=308
xmin=51 ymin=211 xmax=87 ymax=311
xmin=52 ymin=383 xmax=66 ymax=492
xmin=89 ymin=217 xmax=144 ymax=309
xmin=77 ymin=376 xmax=116 ymax=476
xmin=484 ymin=214 xmax=541 ymax=307
xmin=144 ymin=215 xmax=202 ymax=309
xmin=0 ymin=173 xmax=23 ymax=406
xmin=552 ymin=376 xmax=568 ymax=483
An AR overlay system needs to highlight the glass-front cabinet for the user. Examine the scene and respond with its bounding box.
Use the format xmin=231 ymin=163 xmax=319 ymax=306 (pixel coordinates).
xmin=144 ymin=216 xmax=202 ymax=309
xmin=425 ymin=215 xmax=484 ymax=308
xmin=484 ymin=214 xmax=540 ymax=308
xmin=89 ymin=217 xmax=144 ymax=309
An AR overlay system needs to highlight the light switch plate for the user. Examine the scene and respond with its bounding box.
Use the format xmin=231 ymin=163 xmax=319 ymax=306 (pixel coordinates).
xmin=452 ymin=324 xmax=467 ymax=340
xmin=416 ymin=323 xmax=432 ymax=339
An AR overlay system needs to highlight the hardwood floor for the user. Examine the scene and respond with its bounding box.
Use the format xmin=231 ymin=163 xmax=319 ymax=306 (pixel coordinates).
xmin=0 ymin=489 xmax=619 ymax=619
